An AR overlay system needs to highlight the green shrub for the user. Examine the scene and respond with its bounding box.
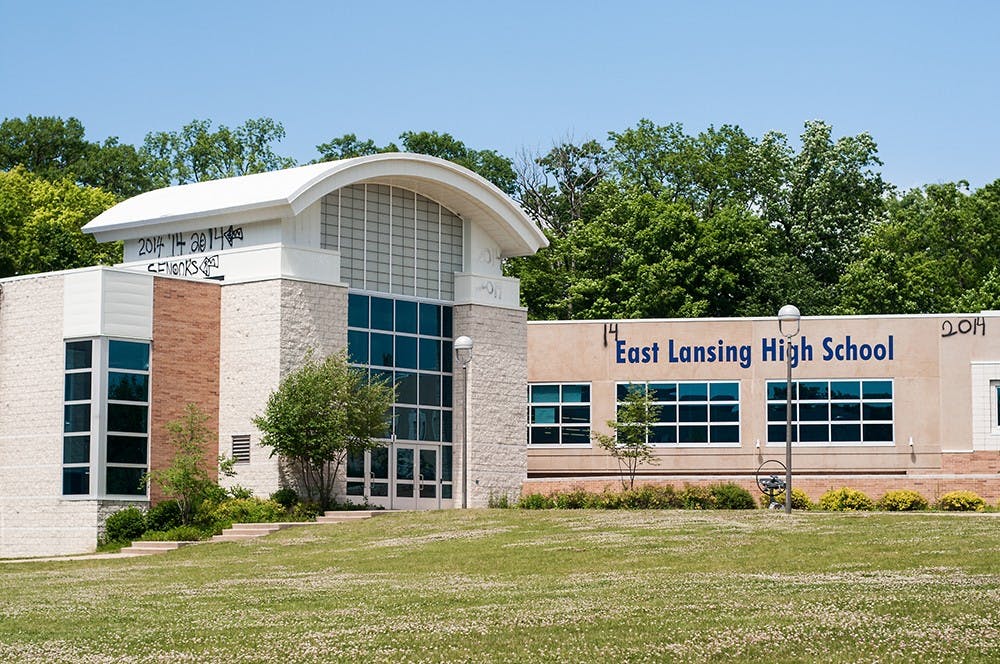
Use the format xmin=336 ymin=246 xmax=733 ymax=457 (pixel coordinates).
xmin=818 ymin=487 xmax=874 ymax=511
xmin=487 ymin=492 xmax=512 ymax=509
xmin=758 ymin=488 xmax=813 ymax=510
xmin=937 ymin=490 xmax=986 ymax=512
xmin=209 ymin=498 xmax=287 ymax=526
xmin=552 ymin=488 xmax=590 ymax=509
xmin=517 ymin=493 xmax=555 ymax=509
xmin=617 ymin=485 xmax=681 ymax=509
xmin=146 ymin=500 xmax=182 ymax=531
xmin=877 ymin=489 xmax=929 ymax=511
xmin=228 ymin=485 xmax=254 ymax=500
xmin=710 ymin=483 xmax=756 ymax=509
xmin=104 ymin=506 xmax=147 ymax=542
xmin=270 ymin=487 xmax=299 ymax=509
xmin=139 ymin=525 xmax=206 ymax=541
xmin=290 ymin=501 xmax=322 ymax=521
xmin=679 ymin=485 xmax=715 ymax=510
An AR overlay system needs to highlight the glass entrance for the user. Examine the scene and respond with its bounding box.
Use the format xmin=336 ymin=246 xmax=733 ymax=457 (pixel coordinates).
xmin=346 ymin=443 xmax=453 ymax=509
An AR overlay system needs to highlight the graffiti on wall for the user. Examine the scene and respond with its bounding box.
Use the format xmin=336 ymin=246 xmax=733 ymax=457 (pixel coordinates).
xmin=136 ymin=225 xmax=245 ymax=260
xmin=941 ymin=317 xmax=986 ymax=338
xmin=146 ymin=255 xmax=221 ymax=278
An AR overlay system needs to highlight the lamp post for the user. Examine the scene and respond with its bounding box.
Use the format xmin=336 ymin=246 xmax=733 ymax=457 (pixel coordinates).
xmin=778 ymin=304 xmax=801 ymax=514
xmin=454 ymin=335 xmax=473 ymax=509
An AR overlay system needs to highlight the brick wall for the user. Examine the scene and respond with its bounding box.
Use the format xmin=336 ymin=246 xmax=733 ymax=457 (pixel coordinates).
xmin=149 ymin=278 xmax=221 ymax=504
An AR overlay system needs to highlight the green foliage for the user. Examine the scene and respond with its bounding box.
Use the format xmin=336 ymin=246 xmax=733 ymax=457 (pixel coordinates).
xmin=270 ymin=487 xmax=299 ymax=509
xmin=227 ymin=485 xmax=254 ymax=500
xmin=679 ymin=485 xmax=715 ymax=510
xmin=937 ymin=490 xmax=987 ymax=512
xmin=487 ymin=492 xmax=513 ymax=509
xmin=876 ymin=490 xmax=930 ymax=512
xmin=252 ymin=352 xmax=394 ymax=510
xmin=551 ymin=488 xmax=591 ymax=509
xmin=617 ymin=485 xmax=682 ymax=509
xmin=146 ymin=500 xmax=182 ymax=532
xmin=104 ymin=506 xmax=146 ymax=543
xmin=208 ymin=498 xmax=287 ymax=527
xmin=758 ymin=487 xmax=813 ymax=510
xmin=139 ymin=525 xmax=206 ymax=542
xmin=710 ymin=483 xmax=757 ymax=510
xmin=593 ymin=384 xmax=660 ymax=490
xmin=818 ymin=487 xmax=875 ymax=511
xmin=290 ymin=502 xmax=322 ymax=521
xmin=517 ymin=493 xmax=556 ymax=510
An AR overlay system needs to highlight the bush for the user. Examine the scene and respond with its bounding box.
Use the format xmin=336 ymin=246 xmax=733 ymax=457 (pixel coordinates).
xmin=208 ymin=498 xmax=287 ymax=526
xmin=758 ymin=488 xmax=813 ymax=511
xmin=552 ymin=488 xmax=590 ymax=509
xmin=710 ymin=483 xmax=756 ymax=510
xmin=270 ymin=487 xmax=299 ymax=509
xmin=487 ymin=492 xmax=512 ymax=509
xmin=290 ymin=501 xmax=322 ymax=521
xmin=618 ymin=485 xmax=681 ymax=509
xmin=228 ymin=485 xmax=254 ymax=500
xmin=679 ymin=485 xmax=715 ymax=510
xmin=139 ymin=525 xmax=206 ymax=541
xmin=818 ymin=487 xmax=874 ymax=511
xmin=877 ymin=490 xmax=929 ymax=512
xmin=517 ymin=493 xmax=555 ymax=509
xmin=146 ymin=500 xmax=182 ymax=531
xmin=937 ymin=490 xmax=986 ymax=512
xmin=104 ymin=506 xmax=147 ymax=542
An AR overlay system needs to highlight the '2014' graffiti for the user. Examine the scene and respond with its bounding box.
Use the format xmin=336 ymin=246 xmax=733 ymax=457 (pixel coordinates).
xmin=147 ymin=255 xmax=220 ymax=278
xmin=136 ymin=225 xmax=244 ymax=259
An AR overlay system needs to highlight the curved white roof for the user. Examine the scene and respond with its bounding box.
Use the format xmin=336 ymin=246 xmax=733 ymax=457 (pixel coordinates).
xmin=84 ymin=153 xmax=548 ymax=257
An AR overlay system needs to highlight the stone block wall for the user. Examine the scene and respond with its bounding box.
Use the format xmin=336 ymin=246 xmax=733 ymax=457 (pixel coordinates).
xmin=453 ymin=304 xmax=528 ymax=507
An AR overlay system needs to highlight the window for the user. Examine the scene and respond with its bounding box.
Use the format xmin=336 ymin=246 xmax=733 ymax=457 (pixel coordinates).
xmin=105 ymin=340 xmax=150 ymax=496
xmin=528 ymin=383 xmax=591 ymax=445
xmin=63 ymin=340 xmax=93 ymax=495
xmin=766 ymin=379 xmax=893 ymax=445
xmin=616 ymin=381 xmax=740 ymax=445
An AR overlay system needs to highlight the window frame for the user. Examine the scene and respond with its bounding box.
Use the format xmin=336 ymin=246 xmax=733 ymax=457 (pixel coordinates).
xmin=765 ymin=378 xmax=894 ymax=447
xmin=527 ymin=382 xmax=592 ymax=447
xmin=615 ymin=380 xmax=741 ymax=448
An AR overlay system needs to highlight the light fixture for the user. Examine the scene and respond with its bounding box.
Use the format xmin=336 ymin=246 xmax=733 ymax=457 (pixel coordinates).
xmin=778 ymin=304 xmax=801 ymax=515
xmin=454 ymin=336 xmax=473 ymax=508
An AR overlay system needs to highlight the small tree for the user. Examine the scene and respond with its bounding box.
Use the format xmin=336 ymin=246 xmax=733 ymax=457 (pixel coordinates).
xmin=593 ymin=384 xmax=660 ymax=490
xmin=252 ymin=352 xmax=394 ymax=510
xmin=144 ymin=403 xmax=231 ymax=525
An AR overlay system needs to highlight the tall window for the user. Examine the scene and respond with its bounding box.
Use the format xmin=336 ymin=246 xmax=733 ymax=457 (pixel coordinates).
xmin=616 ymin=381 xmax=740 ymax=445
xmin=322 ymin=184 xmax=464 ymax=300
xmin=766 ymin=379 xmax=894 ymax=445
xmin=63 ymin=340 xmax=93 ymax=495
xmin=528 ymin=383 xmax=591 ymax=445
xmin=105 ymin=341 xmax=150 ymax=495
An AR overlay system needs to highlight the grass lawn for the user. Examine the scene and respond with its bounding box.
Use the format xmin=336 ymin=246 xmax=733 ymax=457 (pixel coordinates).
xmin=1 ymin=509 xmax=998 ymax=663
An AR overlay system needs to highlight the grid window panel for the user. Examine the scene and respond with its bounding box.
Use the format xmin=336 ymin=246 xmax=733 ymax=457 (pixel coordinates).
xmin=527 ymin=383 xmax=591 ymax=445
xmin=766 ymin=379 xmax=894 ymax=446
xmin=616 ymin=381 xmax=741 ymax=446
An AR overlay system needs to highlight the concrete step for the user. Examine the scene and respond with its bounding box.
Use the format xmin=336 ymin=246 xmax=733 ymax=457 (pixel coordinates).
xmin=314 ymin=510 xmax=382 ymax=524
xmin=119 ymin=540 xmax=196 ymax=556
xmin=210 ymin=522 xmax=293 ymax=542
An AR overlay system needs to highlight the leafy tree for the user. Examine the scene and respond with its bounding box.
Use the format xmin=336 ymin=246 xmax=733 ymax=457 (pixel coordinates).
xmin=252 ymin=352 xmax=394 ymax=510
xmin=315 ymin=133 xmax=384 ymax=160
xmin=142 ymin=117 xmax=296 ymax=187
xmin=593 ymin=384 xmax=660 ymax=490
xmin=0 ymin=167 xmax=120 ymax=277
xmin=143 ymin=403 xmax=233 ymax=525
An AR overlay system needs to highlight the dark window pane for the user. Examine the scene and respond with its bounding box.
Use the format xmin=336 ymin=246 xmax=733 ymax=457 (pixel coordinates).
xmin=649 ymin=383 xmax=676 ymax=402
xmin=710 ymin=404 xmax=740 ymax=422
xmin=371 ymin=333 xmax=393 ymax=367
xmin=710 ymin=383 xmax=739 ymax=402
xmin=710 ymin=425 xmax=740 ymax=443
xmin=108 ymin=372 xmax=148 ymax=402
xmin=679 ymin=383 xmax=707 ymax=401
xmin=768 ymin=382 xmax=797 ymax=401
xmin=107 ymin=435 xmax=147 ymax=464
xmin=107 ymin=404 xmax=148 ymax=433
xmin=863 ymin=403 xmax=893 ymax=421
xmin=371 ymin=447 xmax=389 ymax=479
xmin=396 ymin=372 xmax=418 ymax=404
xmin=679 ymin=425 xmax=708 ymax=443
xmin=106 ymin=466 xmax=146 ymax=496
xmin=419 ymin=409 xmax=441 ymax=441
xmin=531 ymin=384 xmax=560 ymax=403
xmin=396 ymin=336 xmax=417 ymax=369
xmin=650 ymin=425 xmax=676 ymax=443
xmin=348 ymin=293 xmax=369 ymax=328
xmin=441 ymin=411 xmax=452 ymax=443
xmin=530 ymin=426 xmax=559 ymax=444
xmin=347 ymin=449 xmax=365 ymax=478
xmin=798 ymin=381 xmax=828 ymax=400
xmin=863 ymin=381 xmax=893 ymax=400
xmin=371 ymin=297 xmax=393 ymax=330
xmin=617 ymin=383 xmax=644 ymax=400
xmin=800 ymin=424 xmax=829 ymax=443
xmin=109 ymin=341 xmax=149 ymax=371
xmin=441 ymin=340 xmax=453 ymax=373
xmin=64 ymin=404 xmax=90 ymax=432
xmin=347 ymin=330 xmax=368 ymax=364
xmin=396 ymin=448 xmax=414 ymax=480
xmin=63 ymin=435 xmax=90 ymax=464
xmin=679 ymin=404 xmax=707 ymax=423
xmin=863 ymin=423 xmax=893 ymax=442
xmin=395 ymin=300 xmax=417 ymax=334
xmin=419 ymin=373 xmax=441 ymax=406
xmin=562 ymin=384 xmax=590 ymax=403
xmin=562 ymin=427 xmax=590 ymax=444
xmin=62 ymin=467 xmax=89 ymax=495
xmin=657 ymin=404 xmax=676 ymax=423
xmin=65 ymin=340 xmax=92 ymax=370
xmin=396 ymin=483 xmax=414 ymax=498
xmin=441 ymin=445 xmax=453 ymax=481
xmin=395 ymin=407 xmax=417 ymax=440
xmin=371 ymin=368 xmax=393 ymax=388
xmin=441 ymin=375 xmax=453 ymax=407
xmin=830 ymin=381 xmax=861 ymax=399
xmin=370 ymin=482 xmax=388 ymax=497
xmin=346 ymin=481 xmax=364 ymax=496
xmin=65 ymin=372 xmax=91 ymax=401
xmin=768 ymin=424 xmax=798 ymax=444
xmin=532 ymin=406 xmax=557 ymax=424
xmin=799 ymin=403 xmax=829 ymax=421
xmin=419 ymin=338 xmax=440 ymax=371
xmin=441 ymin=307 xmax=453 ymax=338
xmin=831 ymin=424 xmax=861 ymax=442
xmin=442 ymin=484 xmax=453 ymax=499
xmin=419 ymin=303 xmax=440 ymax=336
xmin=420 ymin=484 xmax=436 ymax=498
xmin=768 ymin=403 xmax=796 ymax=422
xmin=831 ymin=403 xmax=861 ymax=421
xmin=562 ymin=405 xmax=589 ymax=424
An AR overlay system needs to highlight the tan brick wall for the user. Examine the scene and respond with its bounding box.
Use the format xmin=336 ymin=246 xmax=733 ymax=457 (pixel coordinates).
xmin=940 ymin=451 xmax=1000 ymax=474
xmin=149 ymin=278 xmax=221 ymax=504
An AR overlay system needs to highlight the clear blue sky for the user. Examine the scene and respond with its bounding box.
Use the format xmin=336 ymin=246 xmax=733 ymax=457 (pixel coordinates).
xmin=2 ymin=0 xmax=998 ymax=190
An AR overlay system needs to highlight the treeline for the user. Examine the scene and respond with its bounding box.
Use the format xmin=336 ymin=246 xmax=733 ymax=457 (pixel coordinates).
xmin=2 ymin=114 xmax=998 ymax=318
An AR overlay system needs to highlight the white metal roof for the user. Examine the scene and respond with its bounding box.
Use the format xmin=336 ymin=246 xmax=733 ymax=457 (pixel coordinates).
xmin=83 ymin=153 xmax=548 ymax=257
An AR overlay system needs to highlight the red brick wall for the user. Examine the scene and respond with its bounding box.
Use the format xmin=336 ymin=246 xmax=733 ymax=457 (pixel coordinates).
xmin=149 ymin=278 xmax=221 ymax=504
xmin=940 ymin=451 xmax=1000 ymax=475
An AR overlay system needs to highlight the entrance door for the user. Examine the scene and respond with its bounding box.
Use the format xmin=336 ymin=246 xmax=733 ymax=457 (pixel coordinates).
xmin=394 ymin=445 xmax=442 ymax=510
xmin=346 ymin=444 xmax=453 ymax=510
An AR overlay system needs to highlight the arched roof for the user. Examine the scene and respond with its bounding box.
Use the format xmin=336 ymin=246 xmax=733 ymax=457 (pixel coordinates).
xmin=83 ymin=153 xmax=548 ymax=257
